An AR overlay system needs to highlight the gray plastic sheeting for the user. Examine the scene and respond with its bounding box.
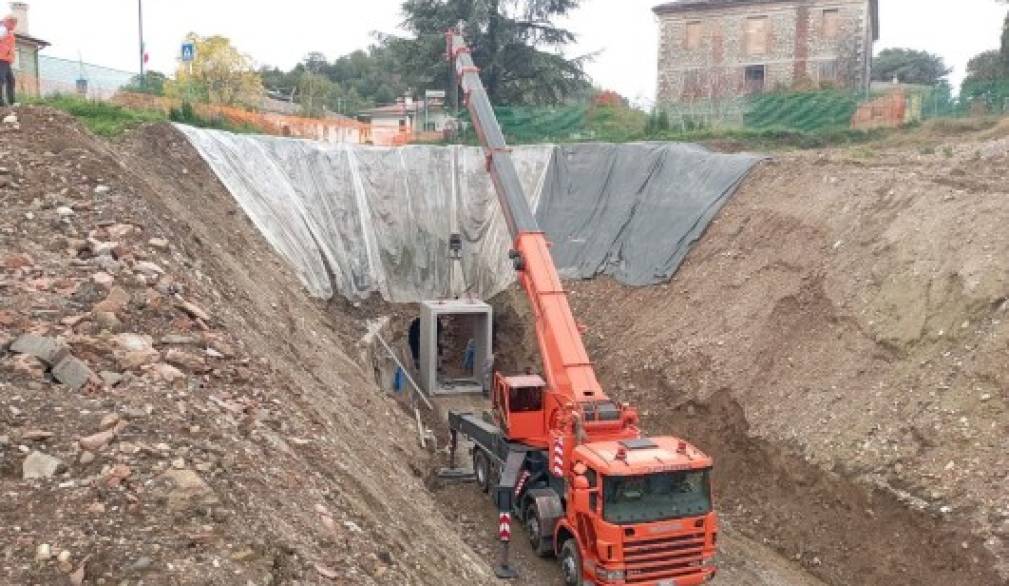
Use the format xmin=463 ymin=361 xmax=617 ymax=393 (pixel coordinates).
xmin=176 ymin=125 xmax=761 ymax=302
xmin=538 ymin=142 xmax=760 ymax=285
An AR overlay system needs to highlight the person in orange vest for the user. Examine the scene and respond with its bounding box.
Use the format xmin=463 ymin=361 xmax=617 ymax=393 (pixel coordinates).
xmin=0 ymin=14 xmax=17 ymax=107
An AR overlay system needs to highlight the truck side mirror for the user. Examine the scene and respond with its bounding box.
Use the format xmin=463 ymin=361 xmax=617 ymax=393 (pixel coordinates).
xmin=572 ymin=473 xmax=591 ymax=511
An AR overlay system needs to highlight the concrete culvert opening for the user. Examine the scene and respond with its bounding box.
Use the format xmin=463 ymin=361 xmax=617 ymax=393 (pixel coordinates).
xmin=418 ymin=300 xmax=493 ymax=396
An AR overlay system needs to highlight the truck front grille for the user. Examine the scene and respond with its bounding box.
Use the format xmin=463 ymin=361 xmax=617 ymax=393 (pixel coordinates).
xmin=622 ymin=531 xmax=706 ymax=584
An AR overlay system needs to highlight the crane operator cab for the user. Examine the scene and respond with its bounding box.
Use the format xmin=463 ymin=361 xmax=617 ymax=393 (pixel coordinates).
xmin=492 ymin=372 xmax=546 ymax=443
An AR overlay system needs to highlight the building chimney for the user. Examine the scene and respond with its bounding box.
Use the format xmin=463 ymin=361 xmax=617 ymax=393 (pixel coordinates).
xmin=9 ymin=2 xmax=27 ymax=35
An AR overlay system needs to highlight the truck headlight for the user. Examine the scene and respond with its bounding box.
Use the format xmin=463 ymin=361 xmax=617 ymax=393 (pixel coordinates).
xmin=596 ymin=567 xmax=625 ymax=582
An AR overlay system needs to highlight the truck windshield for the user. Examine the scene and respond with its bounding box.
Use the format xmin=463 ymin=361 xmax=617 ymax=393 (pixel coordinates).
xmin=603 ymin=469 xmax=711 ymax=524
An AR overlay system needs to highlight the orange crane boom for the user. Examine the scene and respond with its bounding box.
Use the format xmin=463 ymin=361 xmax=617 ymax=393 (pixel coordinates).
xmin=445 ymin=28 xmax=718 ymax=586
xmin=446 ymin=30 xmax=639 ymax=438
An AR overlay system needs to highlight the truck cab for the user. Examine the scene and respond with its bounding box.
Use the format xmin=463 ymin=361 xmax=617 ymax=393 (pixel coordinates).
xmin=492 ymin=373 xmax=548 ymax=446
xmin=561 ymin=438 xmax=718 ymax=586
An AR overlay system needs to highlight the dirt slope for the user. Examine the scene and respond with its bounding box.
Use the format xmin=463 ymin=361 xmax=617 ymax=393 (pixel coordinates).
xmin=561 ymin=134 xmax=1009 ymax=584
xmin=0 ymin=107 xmax=494 ymax=585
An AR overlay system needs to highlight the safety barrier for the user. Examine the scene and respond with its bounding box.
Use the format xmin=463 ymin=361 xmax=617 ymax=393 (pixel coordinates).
xmin=110 ymin=92 xmax=371 ymax=144
xmin=850 ymin=89 xmax=908 ymax=129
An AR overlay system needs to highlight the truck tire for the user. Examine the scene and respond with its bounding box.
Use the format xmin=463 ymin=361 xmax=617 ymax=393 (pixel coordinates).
xmin=559 ymin=539 xmax=583 ymax=586
xmin=524 ymin=503 xmax=554 ymax=558
xmin=473 ymin=449 xmax=490 ymax=493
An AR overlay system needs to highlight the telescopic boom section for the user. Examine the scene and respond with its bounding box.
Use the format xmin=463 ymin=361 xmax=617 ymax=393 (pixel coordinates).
xmin=446 ymin=30 xmax=607 ymax=410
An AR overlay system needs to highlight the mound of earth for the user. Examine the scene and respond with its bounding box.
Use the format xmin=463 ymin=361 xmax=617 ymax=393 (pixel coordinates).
xmin=0 ymin=107 xmax=494 ymax=585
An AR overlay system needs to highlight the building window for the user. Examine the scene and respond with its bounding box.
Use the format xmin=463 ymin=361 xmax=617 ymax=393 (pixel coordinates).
xmin=822 ymin=9 xmax=840 ymax=40
xmin=818 ymin=60 xmax=838 ymax=84
xmin=745 ymin=65 xmax=766 ymax=94
xmin=683 ymin=70 xmax=703 ymax=98
xmin=685 ymin=21 xmax=704 ymax=50
xmin=745 ymin=16 xmax=769 ymax=56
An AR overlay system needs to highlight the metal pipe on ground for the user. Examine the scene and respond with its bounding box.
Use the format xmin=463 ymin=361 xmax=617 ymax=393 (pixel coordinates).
xmin=374 ymin=332 xmax=434 ymax=411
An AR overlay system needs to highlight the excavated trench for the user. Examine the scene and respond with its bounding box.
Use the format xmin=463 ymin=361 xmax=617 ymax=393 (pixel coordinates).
xmin=418 ymin=288 xmax=1003 ymax=586
xmin=360 ymin=289 xmax=997 ymax=586
xmin=160 ymin=122 xmax=1009 ymax=585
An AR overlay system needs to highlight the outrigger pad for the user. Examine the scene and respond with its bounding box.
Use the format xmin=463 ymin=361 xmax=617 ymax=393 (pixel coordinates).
xmin=494 ymin=564 xmax=519 ymax=579
xmin=436 ymin=467 xmax=475 ymax=482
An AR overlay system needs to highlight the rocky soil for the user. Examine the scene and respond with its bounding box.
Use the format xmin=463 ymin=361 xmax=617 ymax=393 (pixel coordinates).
xmin=0 ymin=107 xmax=495 ymax=585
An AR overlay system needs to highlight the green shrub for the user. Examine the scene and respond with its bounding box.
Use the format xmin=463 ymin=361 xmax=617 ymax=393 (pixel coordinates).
xmin=33 ymin=94 xmax=165 ymax=137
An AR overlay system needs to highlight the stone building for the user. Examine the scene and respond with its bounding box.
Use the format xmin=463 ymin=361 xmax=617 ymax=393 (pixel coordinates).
xmin=653 ymin=0 xmax=879 ymax=105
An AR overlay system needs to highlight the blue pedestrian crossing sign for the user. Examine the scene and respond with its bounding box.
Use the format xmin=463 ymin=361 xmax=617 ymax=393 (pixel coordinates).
xmin=181 ymin=42 xmax=195 ymax=62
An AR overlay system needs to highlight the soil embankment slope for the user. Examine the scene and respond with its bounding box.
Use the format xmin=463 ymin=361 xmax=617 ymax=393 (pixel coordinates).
xmin=0 ymin=108 xmax=494 ymax=585
xmin=565 ymin=136 xmax=1009 ymax=585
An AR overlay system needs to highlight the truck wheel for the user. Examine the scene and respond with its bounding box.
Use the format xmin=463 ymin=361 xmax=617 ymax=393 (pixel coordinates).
xmin=524 ymin=504 xmax=553 ymax=558
xmin=473 ymin=450 xmax=490 ymax=493
xmin=559 ymin=539 xmax=582 ymax=586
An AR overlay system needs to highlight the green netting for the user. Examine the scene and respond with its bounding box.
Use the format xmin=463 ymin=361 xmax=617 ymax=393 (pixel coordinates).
xmin=484 ymin=105 xmax=590 ymax=142
xmin=450 ymin=85 xmax=1009 ymax=146
xmin=925 ymin=79 xmax=1009 ymax=119
xmin=744 ymin=91 xmax=859 ymax=131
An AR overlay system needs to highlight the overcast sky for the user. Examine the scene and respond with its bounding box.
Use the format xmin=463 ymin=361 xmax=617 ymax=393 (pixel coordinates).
xmin=21 ymin=0 xmax=1009 ymax=104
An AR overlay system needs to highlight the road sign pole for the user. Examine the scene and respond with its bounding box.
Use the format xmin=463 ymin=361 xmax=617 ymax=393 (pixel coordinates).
xmin=138 ymin=0 xmax=145 ymax=84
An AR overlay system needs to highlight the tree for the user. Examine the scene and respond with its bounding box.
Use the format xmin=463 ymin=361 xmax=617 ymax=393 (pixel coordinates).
xmin=123 ymin=71 xmax=167 ymax=96
xmin=303 ymin=51 xmax=329 ymax=75
xmin=259 ymin=66 xmax=300 ymax=99
xmin=957 ymin=2 xmax=1009 ymax=111
xmin=871 ymin=48 xmax=951 ymax=85
xmin=1001 ymin=10 xmax=1009 ymax=72
xmin=386 ymin=0 xmax=591 ymax=106
xmin=961 ymin=49 xmax=1008 ymax=101
xmin=166 ymin=34 xmax=264 ymax=106
xmin=297 ymin=72 xmax=336 ymax=117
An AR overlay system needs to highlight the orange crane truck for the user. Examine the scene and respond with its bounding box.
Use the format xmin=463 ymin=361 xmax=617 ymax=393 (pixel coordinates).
xmin=444 ymin=29 xmax=718 ymax=586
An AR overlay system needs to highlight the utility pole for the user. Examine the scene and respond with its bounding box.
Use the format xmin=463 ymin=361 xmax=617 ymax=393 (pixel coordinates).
xmin=138 ymin=0 xmax=145 ymax=84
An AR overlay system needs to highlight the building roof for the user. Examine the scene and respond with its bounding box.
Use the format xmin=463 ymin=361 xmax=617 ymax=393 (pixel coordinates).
xmin=360 ymin=103 xmax=418 ymax=118
xmin=260 ymin=95 xmax=300 ymax=116
xmin=15 ymin=32 xmax=49 ymax=48
xmin=652 ymin=0 xmax=878 ymax=40
xmin=360 ymin=100 xmax=445 ymax=119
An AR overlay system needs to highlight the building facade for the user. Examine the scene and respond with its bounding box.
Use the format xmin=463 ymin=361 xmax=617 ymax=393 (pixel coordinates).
xmin=360 ymin=96 xmax=456 ymax=146
xmin=653 ymin=0 xmax=879 ymax=105
xmin=8 ymin=2 xmax=48 ymax=98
